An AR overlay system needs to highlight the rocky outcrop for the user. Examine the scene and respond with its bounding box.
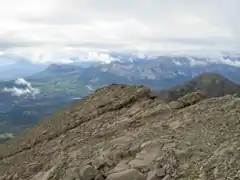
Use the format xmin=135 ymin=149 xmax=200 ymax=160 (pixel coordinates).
xmin=0 ymin=84 xmax=240 ymax=179
xmin=169 ymin=90 xmax=206 ymax=109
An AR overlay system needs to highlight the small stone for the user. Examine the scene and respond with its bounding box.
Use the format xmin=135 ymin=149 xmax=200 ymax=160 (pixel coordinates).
xmin=80 ymin=165 xmax=98 ymax=180
xmin=42 ymin=166 xmax=58 ymax=180
xmin=129 ymin=148 xmax=160 ymax=169
xmin=162 ymin=174 xmax=171 ymax=180
xmin=146 ymin=169 xmax=165 ymax=180
xmin=129 ymin=145 xmax=140 ymax=156
xmin=5 ymin=174 xmax=15 ymax=180
xmin=64 ymin=167 xmax=80 ymax=179
xmin=103 ymin=166 xmax=110 ymax=173
xmin=153 ymin=158 xmax=164 ymax=169
xmin=140 ymin=141 xmax=152 ymax=150
xmin=106 ymin=169 xmax=145 ymax=180
xmin=156 ymin=168 xmax=165 ymax=177
xmin=112 ymin=150 xmax=124 ymax=160
xmin=29 ymin=172 xmax=45 ymax=180
xmin=29 ymin=166 xmax=58 ymax=180
xmin=169 ymin=101 xmax=182 ymax=109
xmin=140 ymin=139 xmax=162 ymax=150
xmin=146 ymin=171 xmax=157 ymax=180
xmin=111 ymin=161 xmax=130 ymax=173
xmin=84 ymin=161 xmax=93 ymax=166
xmin=163 ymin=164 xmax=172 ymax=173
xmin=156 ymin=156 xmax=164 ymax=162
xmin=141 ymin=168 xmax=150 ymax=173
xmin=62 ymin=176 xmax=76 ymax=180
xmin=12 ymin=174 xmax=19 ymax=180
xmin=121 ymin=150 xmax=130 ymax=158
xmin=94 ymin=174 xmax=105 ymax=180
xmin=106 ymin=159 xmax=115 ymax=167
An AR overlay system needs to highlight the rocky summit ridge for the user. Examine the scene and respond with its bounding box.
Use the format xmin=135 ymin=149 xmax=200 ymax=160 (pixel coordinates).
xmin=0 ymin=83 xmax=240 ymax=180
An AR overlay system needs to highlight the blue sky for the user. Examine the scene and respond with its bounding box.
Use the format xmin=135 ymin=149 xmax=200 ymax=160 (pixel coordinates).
xmin=0 ymin=0 xmax=240 ymax=63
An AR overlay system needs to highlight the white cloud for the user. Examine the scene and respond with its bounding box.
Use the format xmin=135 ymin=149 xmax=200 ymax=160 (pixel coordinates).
xmin=171 ymin=56 xmax=240 ymax=67
xmin=15 ymin=78 xmax=32 ymax=88
xmin=217 ymin=57 xmax=240 ymax=67
xmin=86 ymin=85 xmax=94 ymax=91
xmin=4 ymin=87 xmax=31 ymax=96
xmin=0 ymin=0 xmax=240 ymax=63
xmin=3 ymin=78 xmax=40 ymax=97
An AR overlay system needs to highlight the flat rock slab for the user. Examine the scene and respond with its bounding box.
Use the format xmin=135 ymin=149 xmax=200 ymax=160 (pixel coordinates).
xmin=146 ymin=168 xmax=165 ymax=180
xmin=110 ymin=161 xmax=130 ymax=174
xmin=29 ymin=166 xmax=58 ymax=180
xmin=129 ymin=147 xmax=162 ymax=169
xmin=106 ymin=169 xmax=145 ymax=180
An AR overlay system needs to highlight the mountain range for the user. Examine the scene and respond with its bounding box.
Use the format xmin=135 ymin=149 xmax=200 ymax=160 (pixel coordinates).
xmin=0 ymin=55 xmax=240 ymax=136
xmin=0 ymin=58 xmax=47 ymax=81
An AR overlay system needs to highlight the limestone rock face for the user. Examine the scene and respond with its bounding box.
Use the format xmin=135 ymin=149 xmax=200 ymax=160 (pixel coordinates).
xmin=1 ymin=84 xmax=240 ymax=180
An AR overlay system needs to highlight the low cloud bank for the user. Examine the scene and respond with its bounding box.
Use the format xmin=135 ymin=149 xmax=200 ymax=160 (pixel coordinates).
xmin=3 ymin=78 xmax=40 ymax=97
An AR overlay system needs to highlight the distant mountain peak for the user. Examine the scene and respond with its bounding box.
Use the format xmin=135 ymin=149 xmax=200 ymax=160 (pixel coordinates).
xmin=156 ymin=72 xmax=240 ymax=102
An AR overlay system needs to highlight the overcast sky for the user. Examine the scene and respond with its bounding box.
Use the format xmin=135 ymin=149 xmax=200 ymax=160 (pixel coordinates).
xmin=0 ymin=0 xmax=240 ymax=63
